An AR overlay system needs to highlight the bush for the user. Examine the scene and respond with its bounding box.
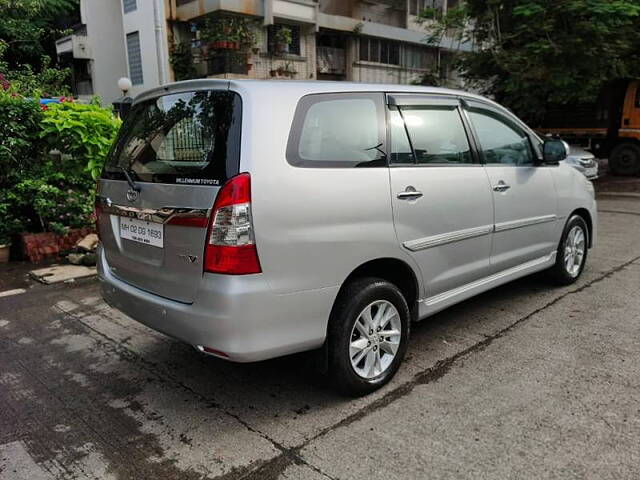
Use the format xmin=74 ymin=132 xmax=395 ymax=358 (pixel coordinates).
xmin=0 ymin=190 xmax=23 ymax=245
xmin=0 ymin=90 xmax=44 ymax=184
xmin=5 ymin=177 xmax=94 ymax=236
xmin=0 ymin=94 xmax=121 ymax=238
xmin=40 ymin=99 xmax=121 ymax=180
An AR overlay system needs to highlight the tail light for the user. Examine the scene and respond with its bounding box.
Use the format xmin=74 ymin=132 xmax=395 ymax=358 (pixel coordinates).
xmin=204 ymin=173 xmax=261 ymax=274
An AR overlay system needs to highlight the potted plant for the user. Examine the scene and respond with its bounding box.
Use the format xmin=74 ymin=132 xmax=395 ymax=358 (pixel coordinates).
xmin=274 ymin=26 xmax=292 ymax=56
xmin=276 ymin=61 xmax=297 ymax=78
xmin=0 ymin=232 xmax=10 ymax=263
xmin=0 ymin=207 xmax=22 ymax=263
xmin=202 ymin=16 xmax=257 ymax=53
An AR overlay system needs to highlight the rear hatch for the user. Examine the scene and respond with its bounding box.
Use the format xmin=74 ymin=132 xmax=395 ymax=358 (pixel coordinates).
xmin=97 ymin=88 xmax=242 ymax=303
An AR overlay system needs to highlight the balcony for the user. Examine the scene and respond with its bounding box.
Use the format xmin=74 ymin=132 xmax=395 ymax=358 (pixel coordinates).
xmin=320 ymin=0 xmax=407 ymax=29
xmin=174 ymin=0 xmax=317 ymax=24
xmin=55 ymin=25 xmax=91 ymax=60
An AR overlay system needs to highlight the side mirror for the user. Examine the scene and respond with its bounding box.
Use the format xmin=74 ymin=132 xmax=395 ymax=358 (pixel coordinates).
xmin=542 ymin=138 xmax=569 ymax=164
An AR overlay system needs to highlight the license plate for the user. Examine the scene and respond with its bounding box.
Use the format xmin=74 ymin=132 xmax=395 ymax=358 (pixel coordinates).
xmin=119 ymin=217 xmax=164 ymax=248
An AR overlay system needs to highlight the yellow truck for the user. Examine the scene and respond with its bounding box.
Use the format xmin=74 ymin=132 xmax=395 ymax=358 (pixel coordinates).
xmin=538 ymin=79 xmax=640 ymax=175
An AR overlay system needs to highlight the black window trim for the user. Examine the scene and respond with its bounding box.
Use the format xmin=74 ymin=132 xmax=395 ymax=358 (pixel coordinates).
xmin=385 ymin=94 xmax=481 ymax=167
xmin=286 ymin=92 xmax=388 ymax=169
xmin=461 ymin=97 xmax=543 ymax=166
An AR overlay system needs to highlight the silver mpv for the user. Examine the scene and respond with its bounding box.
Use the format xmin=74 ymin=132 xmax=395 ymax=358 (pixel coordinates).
xmin=97 ymin=80 xmax=597 ymax=395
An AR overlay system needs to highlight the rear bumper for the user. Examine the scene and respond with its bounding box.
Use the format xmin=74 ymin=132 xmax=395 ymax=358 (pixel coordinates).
xmin=97 ymin=246 xmax=337 ymax=362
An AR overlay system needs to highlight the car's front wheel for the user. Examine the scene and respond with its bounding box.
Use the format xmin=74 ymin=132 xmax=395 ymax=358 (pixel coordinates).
xmin=328 ymin=277 xmax=410 ymax=396
xmin=548 ymin=215 xmax=589 ymax=285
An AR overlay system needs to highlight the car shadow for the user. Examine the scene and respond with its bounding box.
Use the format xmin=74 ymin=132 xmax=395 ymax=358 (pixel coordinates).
xmin=122 ymin=270 xmax=563 ymax=441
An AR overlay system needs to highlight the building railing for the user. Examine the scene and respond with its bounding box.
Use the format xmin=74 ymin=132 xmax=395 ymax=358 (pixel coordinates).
xmin=317 ymin=46 xmax=346 ymax=75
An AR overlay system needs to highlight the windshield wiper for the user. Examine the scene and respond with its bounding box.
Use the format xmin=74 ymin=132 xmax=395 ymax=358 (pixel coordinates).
xmin=119 ymin=165 xmax=140 ymax=192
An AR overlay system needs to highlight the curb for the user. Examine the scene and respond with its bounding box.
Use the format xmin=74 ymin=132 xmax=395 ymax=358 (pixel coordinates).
xmin=596 ymin=192 xmax=640 ymax=199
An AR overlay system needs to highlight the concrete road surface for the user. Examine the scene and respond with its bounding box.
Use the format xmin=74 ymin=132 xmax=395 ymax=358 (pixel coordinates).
xmin=1 ymin=196 xmax=639 ymax=480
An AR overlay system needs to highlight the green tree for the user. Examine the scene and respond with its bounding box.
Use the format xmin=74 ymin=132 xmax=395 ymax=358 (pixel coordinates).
xmin=421 ymin=0 xmax=640 ymax=123
xmin=0 ymin=0 xmax=79 ymax=71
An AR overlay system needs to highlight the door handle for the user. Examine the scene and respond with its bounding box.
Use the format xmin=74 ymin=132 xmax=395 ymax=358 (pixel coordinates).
xmin=397 ymin=187 xmax=423 ymax=200
xmin=492 ymin=181 xmax=511 ymax=193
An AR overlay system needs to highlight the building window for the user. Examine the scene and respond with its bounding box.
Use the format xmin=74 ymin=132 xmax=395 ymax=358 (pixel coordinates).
xmin=267 ymin=24 xmax=301 ymax=56
xmin=409 ymin=0 xmax=444 ymax=16
xmin=126 ymin=31 xmax=144 ymax=85
xmin=359 ymin=38 xmax=400 ymax=66
xmin=123 ymin=0 xmax=136 ymax=14
xmin=404 ymin=45 xmax=436 ymax=69
xmin=359 ymin=37 xmax=436 ymax=70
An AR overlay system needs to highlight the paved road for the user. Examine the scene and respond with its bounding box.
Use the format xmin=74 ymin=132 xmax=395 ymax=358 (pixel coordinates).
xmin=1 ymin=197 xmax=640 ymax=480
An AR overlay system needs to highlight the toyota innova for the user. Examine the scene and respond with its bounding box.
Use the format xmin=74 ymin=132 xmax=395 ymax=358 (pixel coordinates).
xmin=97 ymin=80 xmax=596 ymax=395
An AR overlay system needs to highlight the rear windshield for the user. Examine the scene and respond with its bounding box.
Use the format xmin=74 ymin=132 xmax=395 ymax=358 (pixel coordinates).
xmin=102 ymin=90 xmax=241 ymax=185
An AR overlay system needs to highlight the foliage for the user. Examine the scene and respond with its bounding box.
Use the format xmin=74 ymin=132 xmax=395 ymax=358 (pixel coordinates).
xmin=201 ymin=15 xmax=258 ymax=51
xmin=0 ymin=40 xmax=70 ymax=97
xmin=419 ymin=0 xmax=640 ymax=123
xmin=0 ymin=0 xmax=78 ymax=72
xmin=0 ymin=89 xmax=44 ymax=183
xmin=5 ymin=175 xmax=94 ymax=235
xmin=411 ymin=70 xmax=442 ymax=87
xmin=0 ymin=190 xmax=23 ymax=244
xmin=40 ymin=99 xmax=121 ymax=180
xmin=170 ymin=42 xmax=198 ymax=81
xmin=274 ymin=26 xmax=293 ymax=47
xmin=0 ymin=93 xmax=120 ymax=236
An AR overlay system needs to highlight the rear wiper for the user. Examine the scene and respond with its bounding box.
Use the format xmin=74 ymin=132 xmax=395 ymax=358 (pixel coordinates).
xmin=119 ymin=165 xmax=140 ymax=192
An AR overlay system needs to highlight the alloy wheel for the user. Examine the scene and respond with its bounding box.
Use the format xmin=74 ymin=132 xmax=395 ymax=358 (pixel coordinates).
xmin=349 ymin=300 xmax=402 ymax=379
xmin=564 ymin=225 xmax=586 ymax=277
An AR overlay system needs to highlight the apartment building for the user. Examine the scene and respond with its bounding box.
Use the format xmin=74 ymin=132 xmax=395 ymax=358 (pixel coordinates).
xmin=56 ymin=0 xmax=471 ymax=105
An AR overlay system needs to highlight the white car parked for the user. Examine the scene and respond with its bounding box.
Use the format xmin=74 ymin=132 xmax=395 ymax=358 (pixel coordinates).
xmin=567 ymin=145 xmax=598 ymax=179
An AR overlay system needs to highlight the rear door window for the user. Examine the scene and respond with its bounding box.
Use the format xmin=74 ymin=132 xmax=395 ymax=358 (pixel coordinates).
xmin=287 ymin=93 xmax=387 ymax=168
xmin=102 ymin=90 xmax=241 ymax=185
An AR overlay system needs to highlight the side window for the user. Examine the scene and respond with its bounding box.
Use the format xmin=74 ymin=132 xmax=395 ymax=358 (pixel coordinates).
xmin=287 ymin=93 xmax=386 ymax=168
xmin=401 ymin=107 xmax=473 ymax=165
xmin=389 ymin=109 xmax=414 ymax=164
xmin=468 ymin=109 xmax=534 ymax=166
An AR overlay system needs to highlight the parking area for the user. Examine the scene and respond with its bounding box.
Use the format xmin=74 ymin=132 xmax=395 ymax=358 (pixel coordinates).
xmin=1 ymin=195 xmax=640 ymax=480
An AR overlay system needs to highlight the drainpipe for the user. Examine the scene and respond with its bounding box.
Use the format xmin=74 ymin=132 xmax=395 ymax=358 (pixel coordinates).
xmin=153 ymin=0 xmax=168 ymax=84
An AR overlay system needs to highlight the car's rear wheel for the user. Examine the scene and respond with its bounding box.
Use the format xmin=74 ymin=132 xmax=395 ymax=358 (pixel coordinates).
xmin=548 ymin=215 xmax=589 ymax=285
xmin=609 ymin=142 xmax=640 ymax=176
xmin=328 ymin=277 xmax=410 ymax=396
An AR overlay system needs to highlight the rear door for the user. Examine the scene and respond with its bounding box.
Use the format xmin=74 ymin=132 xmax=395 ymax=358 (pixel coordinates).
xmin=97 ymin=88 xmax=242 ymax=303
xmin=387 ymin=94 xmax=495 ymax=298
xmin=463 ymin=100 xmax=558 ymax=272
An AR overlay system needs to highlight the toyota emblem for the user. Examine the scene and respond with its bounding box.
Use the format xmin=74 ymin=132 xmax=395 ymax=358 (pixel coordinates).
xmin=126 ymin=188 xmax=138 ymax=202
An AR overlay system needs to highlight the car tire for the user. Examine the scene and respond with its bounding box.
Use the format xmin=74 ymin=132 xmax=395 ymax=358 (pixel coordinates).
xmin=609 ymin=142 xmax=640 ymax=176
xmin=548 ymin=215 xmax=589 ymax=285
xmin=328 ymin=277 xmax=410 ymax=396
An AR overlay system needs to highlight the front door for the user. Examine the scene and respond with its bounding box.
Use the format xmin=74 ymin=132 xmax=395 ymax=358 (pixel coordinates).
xmin=387 ymin=95 xmax=495 ymax=299
xmin=464 ymin=102 xmax=559 ymax=272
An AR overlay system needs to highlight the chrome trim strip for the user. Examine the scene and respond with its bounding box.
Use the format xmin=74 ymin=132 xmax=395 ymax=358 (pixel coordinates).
xmin=403 ymin=224 xmax=493 ymax=252
xmin=494 ymin=214 xmax=557 ymax=233
xmin=422 ymin=252 xmax=556 ymax=307
xmin=96 ymin=197 xmax=209 ymax=224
